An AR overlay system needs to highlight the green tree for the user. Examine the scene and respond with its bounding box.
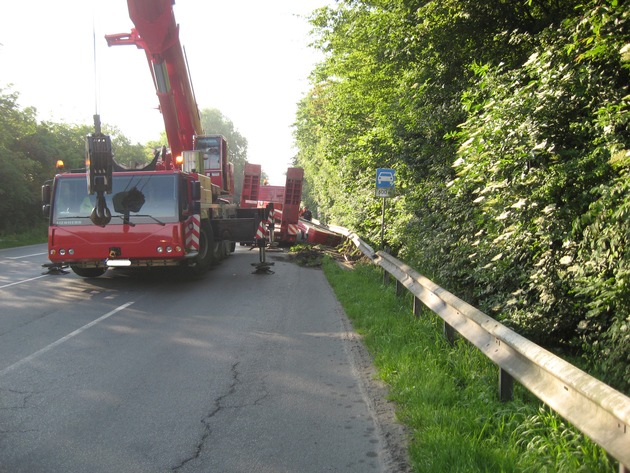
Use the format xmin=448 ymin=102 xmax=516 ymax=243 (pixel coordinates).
xmin=106 ymin=125 xmax=153 ymax=168
xmin=200 ymin=108 xmax=248 ymax=197
xmin=0 ymin=88 xmax=41 ymax=233
xmin=448 ymin=0 xmax=629 ymax=390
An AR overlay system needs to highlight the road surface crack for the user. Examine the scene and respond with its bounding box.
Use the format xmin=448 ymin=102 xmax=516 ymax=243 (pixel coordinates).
xmin=172 ymin=362 xmax=241 ymax=471
xmin=0 ymin=388 xmax=36 ymax=411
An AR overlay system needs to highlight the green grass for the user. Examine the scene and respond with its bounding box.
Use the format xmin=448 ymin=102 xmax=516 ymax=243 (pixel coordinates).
xmin=0 ymin=223 xmax=48 ymax=250
xmin=322 ymin=258 xmax=616 ymax=473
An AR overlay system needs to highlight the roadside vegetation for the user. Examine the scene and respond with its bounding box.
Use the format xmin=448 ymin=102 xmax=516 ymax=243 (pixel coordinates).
xmin=0 ymin=223 xmax=47 ymax=250
xmin=296 ymin=0 xmax=629 ymax=394
xmin=322 ymin=256 xmax=615 ymax=473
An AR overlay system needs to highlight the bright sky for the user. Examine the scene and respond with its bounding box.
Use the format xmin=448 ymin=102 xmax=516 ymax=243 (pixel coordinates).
xmin=0 ymin=1 xmax=330 ymax=184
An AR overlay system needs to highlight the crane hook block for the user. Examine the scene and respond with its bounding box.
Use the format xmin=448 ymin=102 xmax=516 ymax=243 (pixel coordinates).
xmin=86 ymin=134 xmax=113 ymax=195
xmin=86 ymin=133 xmax=113 ymax=226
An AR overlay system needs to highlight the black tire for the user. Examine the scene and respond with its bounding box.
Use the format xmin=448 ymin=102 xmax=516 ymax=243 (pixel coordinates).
xmin=211 ymin=239 xmax=224 ymax=264
xmin=190 ymin=224 xmax=214 ymax=276
xmin=71 ymin=266 xmax=107 ymax=278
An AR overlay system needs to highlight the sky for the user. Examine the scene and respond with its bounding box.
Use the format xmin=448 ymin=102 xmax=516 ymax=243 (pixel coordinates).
xmin=0 ymin=0 xmax=331 ymax=184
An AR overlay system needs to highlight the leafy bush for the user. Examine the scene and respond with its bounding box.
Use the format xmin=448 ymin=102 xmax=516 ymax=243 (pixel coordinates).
xmin=297 ymin=0 xmax=629 ymax=392
xmin=447 ymin=1 xmax=629 ymax=391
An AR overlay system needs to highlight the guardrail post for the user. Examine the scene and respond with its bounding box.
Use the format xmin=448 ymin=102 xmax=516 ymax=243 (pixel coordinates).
xmin=395 ymin=280 xmax=404 ymax=297
xmin=499 ymin=368 xmax=514 ymax=402
xmin=413 ymin=297 xmax=423 ymax=317
xmin=443 ymin=322 xmax=455 ymax=345
xmin=382 ymin=247 xmax=391 ymax=286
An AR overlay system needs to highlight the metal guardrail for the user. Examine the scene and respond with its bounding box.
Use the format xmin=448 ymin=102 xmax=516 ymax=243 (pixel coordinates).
xmin=327 ymin=224 xmax=376 ymax=259
xmin=331 ymin=227 xmax=629 ymax=471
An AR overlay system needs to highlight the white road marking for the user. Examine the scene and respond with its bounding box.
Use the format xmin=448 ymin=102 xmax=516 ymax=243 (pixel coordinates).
xmin=5 ymin=252 xmax=47 ymax=260
xmin=0 ymin=275 xmax=48 ymax=289
xmin=0 ymin=302 xmax=135 ymax=377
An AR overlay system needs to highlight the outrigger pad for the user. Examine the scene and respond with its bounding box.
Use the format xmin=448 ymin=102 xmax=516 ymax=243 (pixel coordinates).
xmin=42 ymin=262 xmax=69 ymax=275
xmin=251 ymin=261 xmax=275 ymax=275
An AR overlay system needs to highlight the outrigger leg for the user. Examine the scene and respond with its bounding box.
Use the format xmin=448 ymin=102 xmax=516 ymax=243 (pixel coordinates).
xmin=251 ymin=204 xmax=275 ymax=274
xmin=251 ymin=238 xmax=275 ymax=274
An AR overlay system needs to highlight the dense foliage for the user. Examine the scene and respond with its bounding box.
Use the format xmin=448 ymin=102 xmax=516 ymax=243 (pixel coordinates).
xmin=295 ymin=0 xmax=629 ymax=393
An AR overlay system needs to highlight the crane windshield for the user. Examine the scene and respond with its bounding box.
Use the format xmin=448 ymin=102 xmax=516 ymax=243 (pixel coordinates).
xmin=52 ymin=174 xmax=179 ymax=225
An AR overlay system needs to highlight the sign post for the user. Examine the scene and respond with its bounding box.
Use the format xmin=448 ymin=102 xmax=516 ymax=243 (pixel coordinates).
xmin=375 ymin=168 xmax=395 ymax=250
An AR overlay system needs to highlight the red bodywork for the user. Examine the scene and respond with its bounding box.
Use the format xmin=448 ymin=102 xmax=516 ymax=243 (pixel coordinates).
xmin=49 ymin=222 xmax=185 ymax=266
xmin=46 ymin=171 xmax=200 ymax=270
xmin=298 ymin=219 xmax=343 ymax=247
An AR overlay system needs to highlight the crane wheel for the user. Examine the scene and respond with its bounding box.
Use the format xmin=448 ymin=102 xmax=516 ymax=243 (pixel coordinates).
xmin=211 ymin=239 xmax=224 ymax=264
xmin=191 ymin=224 xmax=215 ymax=275
xmin=71 ymin=266 xmax=107 ymax=278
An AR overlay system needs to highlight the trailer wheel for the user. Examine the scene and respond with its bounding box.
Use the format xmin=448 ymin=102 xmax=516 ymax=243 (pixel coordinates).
xmin=71 ymin=266 xmax=107 ymax=278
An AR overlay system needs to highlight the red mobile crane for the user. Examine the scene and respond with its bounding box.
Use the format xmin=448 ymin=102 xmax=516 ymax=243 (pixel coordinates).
xmin=42 ymin=0 xmax=262 ymax=277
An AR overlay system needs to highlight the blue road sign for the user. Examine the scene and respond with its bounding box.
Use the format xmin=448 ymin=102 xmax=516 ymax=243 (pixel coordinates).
xmin=376 ymin=168 xmax=395 ymax=188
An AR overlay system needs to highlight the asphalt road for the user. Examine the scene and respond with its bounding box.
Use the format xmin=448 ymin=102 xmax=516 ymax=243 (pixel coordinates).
xmin=0 ymin=244 xmax=408 ymax=472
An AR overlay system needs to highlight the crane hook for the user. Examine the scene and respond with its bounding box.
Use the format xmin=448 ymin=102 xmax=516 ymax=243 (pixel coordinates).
xmin=90 ymin=193 xmax=111 ymax=227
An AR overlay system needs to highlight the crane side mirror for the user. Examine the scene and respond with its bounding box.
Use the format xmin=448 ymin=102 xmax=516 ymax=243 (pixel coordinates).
xmin=41 ymin=181 xmax=52 ymax=218
xmin=41 ymin=181 xmax=52 ymax=205
xmin=191 ymin=181 xmax=201 ymax=201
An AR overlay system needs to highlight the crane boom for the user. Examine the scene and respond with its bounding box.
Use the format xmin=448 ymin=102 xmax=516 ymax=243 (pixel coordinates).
xmin=105 ymin=0 xmax=202 ymax=161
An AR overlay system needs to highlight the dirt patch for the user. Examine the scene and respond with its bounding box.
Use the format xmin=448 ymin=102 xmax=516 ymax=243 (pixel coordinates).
xmin=283 ymin=241 xmax=373 ymax=269
xmin=289 ymin=246 xmax=329 ymax=267
xmin=339 ymin=303 xmax=414 ymax=473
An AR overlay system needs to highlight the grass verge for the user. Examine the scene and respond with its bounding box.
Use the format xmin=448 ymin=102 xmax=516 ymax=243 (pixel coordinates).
xmin=322 ymin=257 xmax=616 ymax=473
xmin=0 ymin=224 xmax=48 ymax=250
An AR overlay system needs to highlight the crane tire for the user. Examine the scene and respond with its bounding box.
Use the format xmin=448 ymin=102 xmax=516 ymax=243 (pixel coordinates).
xmin=71 ymin=266 xmax=107 ymax=278
xmin=191 ymin=224 xmax=214 ymax=276
xmin=211 ymin=239 xmax=224 ymax=264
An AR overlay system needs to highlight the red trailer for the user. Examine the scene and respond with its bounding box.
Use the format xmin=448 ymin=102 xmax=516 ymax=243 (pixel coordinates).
xmin=239 ymin=165 xmax=304 ymax=246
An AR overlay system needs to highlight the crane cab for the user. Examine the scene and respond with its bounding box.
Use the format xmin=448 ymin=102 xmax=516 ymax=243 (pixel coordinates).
xmin=192 ymin=134 xmax=233 ymax=196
